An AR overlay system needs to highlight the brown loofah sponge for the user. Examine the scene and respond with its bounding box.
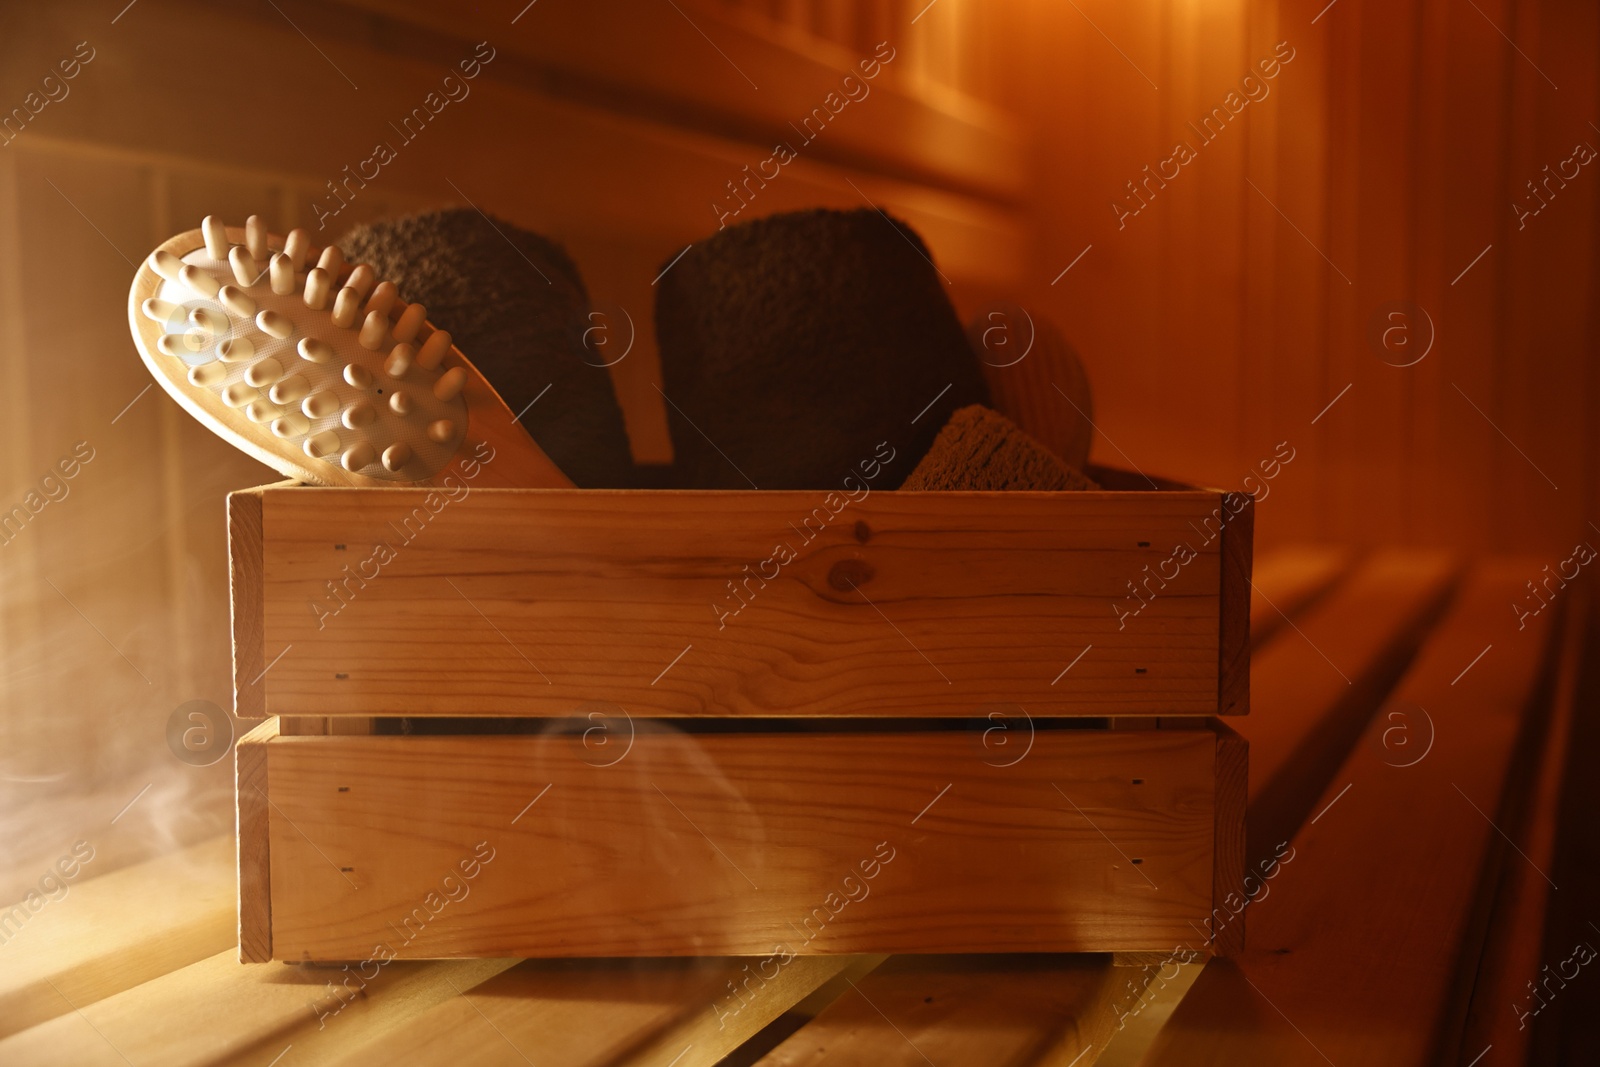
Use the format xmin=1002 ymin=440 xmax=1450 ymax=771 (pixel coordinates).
xmin=653 ymin=207 xmax=989 ymax=489
xmin=900 ymin=405 xmax=1098 ymax=491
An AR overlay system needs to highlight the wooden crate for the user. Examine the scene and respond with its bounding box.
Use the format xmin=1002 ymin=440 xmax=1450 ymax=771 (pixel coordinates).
xmin=237 ymin=715 xmax=1246 ymax=962
xmin=230 ymin=475 xmax=1251 ymax=962
xmin=228 ymin=476 xmax=1253 ymax=721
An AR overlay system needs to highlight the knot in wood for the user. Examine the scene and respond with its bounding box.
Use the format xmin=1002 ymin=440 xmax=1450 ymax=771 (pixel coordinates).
xmin=828 ymin=558 xmax=875 ymax=592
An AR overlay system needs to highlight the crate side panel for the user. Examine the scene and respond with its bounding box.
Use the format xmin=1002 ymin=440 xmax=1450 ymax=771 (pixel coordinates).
xmin=264 ymin=726 xmax=1220 ymax=959
xmin=256 ymin=489 xmax=1231 ymax=718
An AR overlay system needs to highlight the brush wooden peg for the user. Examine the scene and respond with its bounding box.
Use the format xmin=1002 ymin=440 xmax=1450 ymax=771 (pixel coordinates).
xmin=282 ymin=228 xmax=310 ymax=270
xmin=201 ymin=215 xmax=230 ymax=259
xmin=303 ymin=267 xmax=332 ymax=310
xmin=228 ymin=246 xmax=262 ymax=288
xmin=244 ymin=215 xmax=269 ymax=261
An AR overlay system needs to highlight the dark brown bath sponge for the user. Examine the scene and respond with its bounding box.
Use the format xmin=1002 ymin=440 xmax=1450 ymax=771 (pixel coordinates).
xmin=653 ymin=208 xmax=989 ymax=489
xmin=341 ymin=208 xmax=636 ymax=488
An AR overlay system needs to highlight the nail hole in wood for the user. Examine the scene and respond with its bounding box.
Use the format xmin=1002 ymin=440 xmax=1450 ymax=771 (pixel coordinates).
xmin=1132 ymin=778 xmax=1144 ymax=785
xmin=335 ymin=672 xmax=349 ymax=679
xmin=334 ymin=544 xmax=347 ymax=550
xmin=1137 ymin=540 xmax=1150 ymax=547
xmin=337 ymin=786 xmax=350 ymax=792
xmin=340 ymin=867 xmax=354 ymax=872
xmin=1131 ymin=858 xmax=1144 ymax=865
xmin=1135 ymin=667 xmax=1148 ymax=674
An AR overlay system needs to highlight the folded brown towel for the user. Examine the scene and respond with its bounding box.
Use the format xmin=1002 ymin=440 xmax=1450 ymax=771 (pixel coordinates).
xmin=901 ymin=405 xmax=1098 ymax=491
xmin=654 ymin=207 xmax=989 ymax=489
xmin=341 ymin=208 xmax=637 ymax=488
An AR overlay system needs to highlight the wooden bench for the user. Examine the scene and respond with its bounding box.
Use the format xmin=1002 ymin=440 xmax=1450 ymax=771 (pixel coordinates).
xmin=0 ymin=545 xmax=1578 ymax=1066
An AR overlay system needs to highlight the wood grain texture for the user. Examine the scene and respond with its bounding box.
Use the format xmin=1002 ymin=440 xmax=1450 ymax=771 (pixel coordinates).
xmin=245 ymin=484 xmax=1245 ymax=718
xmin=755 ymin=955 xmax=1141 ymax=1066
xmin=1216 ymin=493 xmax=1253 ymax=717
xmin=320 ymin=955 xmax=879 ymax=1067
xmin=236 ymin=717 xmax=277 ymax=964
xmin=260 ymin=724 xmax=1223 ymax=960
xmin=228 ymin=484 xmax=269 ymax=720
xmin=1141 ymin=561 xmax=1560 ymax=1066
xmin=0 ymin=837 xmax=235 ymax=1039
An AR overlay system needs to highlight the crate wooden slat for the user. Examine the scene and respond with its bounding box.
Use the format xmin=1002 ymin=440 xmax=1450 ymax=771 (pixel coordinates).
xmin=240 ymin=718 xmax=1243 ymax=962
xmin=230 ymin=484 xmax=1254 ymax=720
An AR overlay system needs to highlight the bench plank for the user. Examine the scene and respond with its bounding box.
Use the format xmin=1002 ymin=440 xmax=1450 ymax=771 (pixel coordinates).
xmin=1460 ymin=590 xmax=1586 ymax=1062
xmin=321 ymin=955 xmax=877 ymax=1067
xmin=0 ymin=950 xmax=517 ymax=1066
xmin=1141 ymin=560 xmax=1559 ymax=1066
xmin=754 ymin=955 xmax=1144 ymax=1066
xmin=0 ymin=768 xmax=233 ymax=906
xmin=0 ymin=836 xmax=235 ymax=1039
xmin=1248 ymin=545 xmax=1356 ymax=649
xmin=1243 ymin=549 xmax=1457 ymax=860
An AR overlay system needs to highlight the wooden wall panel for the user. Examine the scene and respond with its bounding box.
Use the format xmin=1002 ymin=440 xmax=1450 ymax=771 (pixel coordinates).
xmin=1498 ymin=0 xmax=1596 ymax=550
xmin=0 ymin=0 xmax=1027 ymax=785
xmin=2 ymin=0 xmax=1597 ymax=796
xmin=1248 ymin=3 xmax=1331 ymax=546
xmin=1019 ymin=0 xmax=1593 ymax=556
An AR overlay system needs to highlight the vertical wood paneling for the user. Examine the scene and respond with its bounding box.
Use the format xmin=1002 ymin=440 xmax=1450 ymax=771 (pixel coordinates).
xmin=1406 ymin=0 xmax=1450 ymax=549
xmin=0 ymin=150 xmax=42 ymax=769
xmin=1500 ymin=0 xmax=1595 ymax=550
xmin=1161 ymin=0 xmax=1251 ymax=490
xmin=2 ymin=0 xmax=1597 ymax=793
xmin=1020 ymin=0 xmax=1592 ymax=557
xmin=1433 ymin=0 xmax=1515 ymax=549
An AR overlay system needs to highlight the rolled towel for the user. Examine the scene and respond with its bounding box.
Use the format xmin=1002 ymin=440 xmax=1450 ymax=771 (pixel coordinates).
xmin=900 ymin=405 xmax=1098 ymax=491
xmin=341 ymin=208 xmax=636 ymax=488
xmin=968 ymin=306 xmax=1095 ymax=472
xmin=654 ymin=207 xmax=989 ymax=489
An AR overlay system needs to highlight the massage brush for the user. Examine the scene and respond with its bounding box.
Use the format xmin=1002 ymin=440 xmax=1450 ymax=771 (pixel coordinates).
xmin=127 ymin=216 xmax=573 ymax=488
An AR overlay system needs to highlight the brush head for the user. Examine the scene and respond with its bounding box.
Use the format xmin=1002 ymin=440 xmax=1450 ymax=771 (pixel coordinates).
xmin=128 ymin=216 xmax=570 ymax=487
